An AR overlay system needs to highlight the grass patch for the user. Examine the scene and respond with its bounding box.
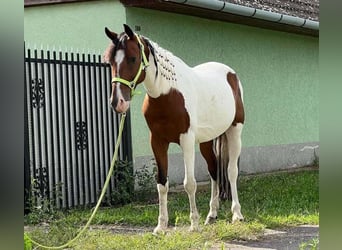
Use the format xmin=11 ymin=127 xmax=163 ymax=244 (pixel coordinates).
xmin=25 ymin=169 xmax=318 ymax=249
xmin=70 ymin=221 xmax=265 ymax=250
xmin=239 ymin=170 xmax=319 ymax=228
xmin=299 ymin=237 xmax=319 ymax=250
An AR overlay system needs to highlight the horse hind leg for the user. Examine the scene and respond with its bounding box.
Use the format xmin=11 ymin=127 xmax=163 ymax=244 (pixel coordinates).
xmin=200 ymin=140 xmax=219 ymax=225
xmin=226 ymin=124 xmax=244 ymax=222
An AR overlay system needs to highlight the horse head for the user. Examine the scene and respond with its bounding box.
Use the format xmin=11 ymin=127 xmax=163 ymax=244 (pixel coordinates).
xmin=104 ymin=24 xmax=149 ymax=113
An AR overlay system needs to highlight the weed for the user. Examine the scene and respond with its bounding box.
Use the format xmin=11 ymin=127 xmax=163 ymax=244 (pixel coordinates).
xmin=24 ymin=179 xmax=64 ymax=225
xmin=312 ymin=148 xmax=319 ymax=168
xmin=299 ymin=237 xmax=319 ymax=250
xmin=110 ymin=160 xmax=134 ymax=205
xmin=134 ymin=159 xmax=157 ymax=201
xmin=24 ymin=233 xmax=32 ymax=250
xmin=110 ymin=159 xmax=157 ymax=205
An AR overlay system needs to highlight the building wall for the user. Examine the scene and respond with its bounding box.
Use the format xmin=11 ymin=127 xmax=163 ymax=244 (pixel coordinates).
xmin=24 ymin=0 xmax=125 ymax=51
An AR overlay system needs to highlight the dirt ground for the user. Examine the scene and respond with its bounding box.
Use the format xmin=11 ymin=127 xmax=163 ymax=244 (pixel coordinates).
xmin=25 ymin=223 xmax=319 ymax=249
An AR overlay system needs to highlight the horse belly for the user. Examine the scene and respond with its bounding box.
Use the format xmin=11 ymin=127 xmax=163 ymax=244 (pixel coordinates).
xmin=190 ymin=63 xmax=237 ymax=143
xmin=195 ymin=93 xmax=235 ymax=143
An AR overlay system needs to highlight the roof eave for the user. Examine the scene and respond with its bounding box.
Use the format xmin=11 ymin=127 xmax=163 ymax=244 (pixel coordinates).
xmin=120 ymin=0 xmax=319 ymax=37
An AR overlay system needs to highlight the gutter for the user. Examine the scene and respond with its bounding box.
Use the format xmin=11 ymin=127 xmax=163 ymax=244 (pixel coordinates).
xmin=162 ymin=0 xmax=319 ymax=30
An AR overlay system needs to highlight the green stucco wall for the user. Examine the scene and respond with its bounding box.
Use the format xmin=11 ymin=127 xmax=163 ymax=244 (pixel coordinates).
xmin=24 ymin=0 xmax=125 ymax=51
xmin=24 ymin=2 xmax=318 ymax=159
xmin=125 ymin=7 xmax=318 ymax=157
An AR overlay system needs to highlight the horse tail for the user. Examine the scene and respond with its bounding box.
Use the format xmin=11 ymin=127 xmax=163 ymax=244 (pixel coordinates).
xmin=214 ymin=132 xmax=232 ymax=201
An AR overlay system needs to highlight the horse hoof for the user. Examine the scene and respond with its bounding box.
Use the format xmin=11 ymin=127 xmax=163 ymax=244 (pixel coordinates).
xmin=153 ymin=226 xmax=167 ymax=235
xmin=232 ymin=213 xmax=244 ymax=223
xmin=189 ymin=225 xmax=201 ymax=232
xmin=204 ymin=216 xmax=217 ymax=225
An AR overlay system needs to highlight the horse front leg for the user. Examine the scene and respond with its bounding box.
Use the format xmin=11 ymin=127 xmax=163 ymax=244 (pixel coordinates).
xmin=180 ymin=132 xmax=200 ymax=231
xmin=151 ymin=134 xmax=169 ymax=234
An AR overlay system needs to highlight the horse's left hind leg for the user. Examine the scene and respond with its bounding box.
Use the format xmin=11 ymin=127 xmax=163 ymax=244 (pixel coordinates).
xmin=180 ymin=132 xmax=200 ymax=231
xmin=227 ymin=123 xmax=244 ymax=222
xmin=200 ymin=140 xmax=219 ymax=225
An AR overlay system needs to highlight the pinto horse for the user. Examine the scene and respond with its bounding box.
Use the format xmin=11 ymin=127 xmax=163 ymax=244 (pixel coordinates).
xmin=104 ymin=24 xmax=245 ymax=233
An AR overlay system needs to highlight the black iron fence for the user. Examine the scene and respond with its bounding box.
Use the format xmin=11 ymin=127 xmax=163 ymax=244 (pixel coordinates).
xmin=24 ymin=45 xmax=133 ymax=211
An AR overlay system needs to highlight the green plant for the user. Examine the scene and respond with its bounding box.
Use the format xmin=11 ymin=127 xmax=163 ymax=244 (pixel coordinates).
xmin=109 ymin=159 xmax=158 ymax=205
xmin=110 ymin=160 xmax=135 ymax=205
xmin=134 ymin=159 xmax=157 ymax=201
xmin=299 ymin=237 xmax=319 ymax=250
xmin=24 ymin=178 xmax=63 ymax=224
xmin=312 ymin=148 xmax=319 ymax=168
xmin=24 ymin=233 xmax=32 ymax=250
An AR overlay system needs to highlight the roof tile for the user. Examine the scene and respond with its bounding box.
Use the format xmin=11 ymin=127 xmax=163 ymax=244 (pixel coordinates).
xmin=222 ymin=0 xmax=319 ymax=21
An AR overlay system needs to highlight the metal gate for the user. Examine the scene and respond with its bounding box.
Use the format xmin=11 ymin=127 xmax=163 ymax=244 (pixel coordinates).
xmin=24 ymin=45 xmax=133 ymax=210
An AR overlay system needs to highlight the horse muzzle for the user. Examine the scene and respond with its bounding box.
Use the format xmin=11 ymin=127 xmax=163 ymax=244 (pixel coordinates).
xmin=110 ymin=96 xmax=130 ymax=113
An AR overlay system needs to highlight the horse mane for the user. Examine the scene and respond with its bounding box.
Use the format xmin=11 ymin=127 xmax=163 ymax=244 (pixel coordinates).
xmin=145 ymin=38 xmax=177 ymax=84
xmin=103 ymin=42 xmax=115 ymax=65
xmin=104 ymin=34 xmax=177 ymax=85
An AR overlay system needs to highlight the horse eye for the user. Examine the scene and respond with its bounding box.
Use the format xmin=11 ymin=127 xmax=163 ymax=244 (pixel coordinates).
xmin=127 ymin=57 xmax=136 ymax=64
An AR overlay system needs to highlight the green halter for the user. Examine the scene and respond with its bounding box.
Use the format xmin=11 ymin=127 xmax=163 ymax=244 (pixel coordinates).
xmin=111 ymin=34 xmax=149 ymax=97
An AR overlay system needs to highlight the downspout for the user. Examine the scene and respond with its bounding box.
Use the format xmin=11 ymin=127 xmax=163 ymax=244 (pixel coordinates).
xmin=162 ymin=0 xmax=319 ymax=30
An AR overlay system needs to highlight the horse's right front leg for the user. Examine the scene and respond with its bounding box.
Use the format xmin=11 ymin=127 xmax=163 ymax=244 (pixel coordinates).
xmin=151 ymin=134 xmax=169 ymax=234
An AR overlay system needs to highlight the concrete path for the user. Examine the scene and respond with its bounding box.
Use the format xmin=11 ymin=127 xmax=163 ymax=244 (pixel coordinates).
xmin=217 ymin=225 xmax=319 ymax=250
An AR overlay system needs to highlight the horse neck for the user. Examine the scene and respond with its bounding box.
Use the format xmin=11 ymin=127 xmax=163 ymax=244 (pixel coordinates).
xmin=143 ymin=40 xmax=181 ymax=98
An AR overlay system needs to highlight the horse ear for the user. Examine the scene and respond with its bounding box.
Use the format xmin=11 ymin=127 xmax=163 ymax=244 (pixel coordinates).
xmin=123 ymin=24 xmax=134 ymax=39
xmin=105 ymin=27 xmax=119 ymax=44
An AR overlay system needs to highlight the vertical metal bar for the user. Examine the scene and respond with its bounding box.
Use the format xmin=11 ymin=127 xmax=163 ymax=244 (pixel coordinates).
xmin=64 ymin=52 xmax=73 ymax=208
xmin=57 ymin=51 xmax=67 ymax=208
xmin=98 ymin=58 xmax=110 ymax=201
xmin=101 ymin=57 xmax=111 ymax=197
xmin=24 ymin=44 xmax=31 ymax=214
xmin=76 ymin=52 xmax=85 ymax=205
xmin=27 ymin=48 xmax=37 ymax=207
xmin=123 ymin=110 xmax=133 ymax=163
xmin=81 ymin=53 xmax=90 ymax=205
xmin=46 ymin=49 xmax=55 ymax=206
xmin=52 ymin=50 xmax=61 ymax=208
xmin=103 ymin=62 xmax=115 ymax=191
xmin=96 ymin=57 xmax=105 ymax=200
xmin=86 ymin=53 xmax=95 ymax=204
xmin=33 ymin=49 xmax=44 ymax=205
xmin=92 ymin=54 xmax=101 ymax=201
xmin=70 ymin=52 xmax=79 ymax=206
xmin=40 ymin=49 xmax=50 ymax=202
xmin=123 ymin=110 xmax=134 ymax=194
